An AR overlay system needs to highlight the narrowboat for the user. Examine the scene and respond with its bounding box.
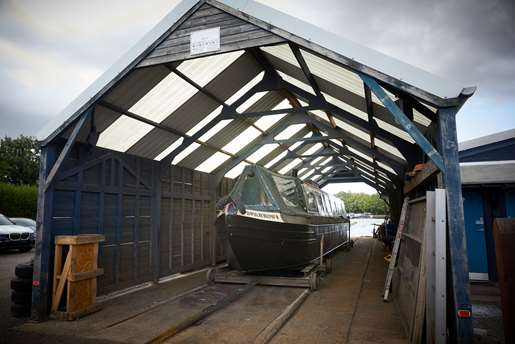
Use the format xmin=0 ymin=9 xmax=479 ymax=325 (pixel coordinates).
xmin=216 ymin=165 xmax=350 ymax=272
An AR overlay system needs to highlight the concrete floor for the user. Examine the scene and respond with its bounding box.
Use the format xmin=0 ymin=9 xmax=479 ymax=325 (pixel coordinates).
xmin=7 ymin=238 xmax=407 ymax=344
xmin=168 ymin=237 xmax=407 ymax=343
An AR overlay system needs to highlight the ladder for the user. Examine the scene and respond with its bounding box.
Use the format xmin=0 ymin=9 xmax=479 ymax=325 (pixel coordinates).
xmin=383 ymin=197 xmax=409 ymax=301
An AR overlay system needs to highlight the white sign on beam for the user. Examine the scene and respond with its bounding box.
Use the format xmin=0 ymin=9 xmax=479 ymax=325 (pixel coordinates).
xmin=190 ymin=27 xmax=221 ymax=55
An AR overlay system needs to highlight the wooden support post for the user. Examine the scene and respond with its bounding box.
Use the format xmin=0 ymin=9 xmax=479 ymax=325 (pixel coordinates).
xmin=32 ymin=144 xmax=57 ymax=321
xmin=151 ymin=161 xmax=162 ymax=282
xmin=437 ymin=106 xmax=472 ymax=343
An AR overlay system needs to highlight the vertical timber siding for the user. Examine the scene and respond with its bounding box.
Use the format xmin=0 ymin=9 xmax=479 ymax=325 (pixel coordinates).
xmin=49 ymin=143 xmax=231 ymax=295
xmin=138 ymin=3 xmax=284 ymax=67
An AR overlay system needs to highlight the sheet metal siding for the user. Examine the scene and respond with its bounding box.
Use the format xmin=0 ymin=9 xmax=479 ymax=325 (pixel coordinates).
xmin=50 ymin=143 xmax=222 ymax=294
xmin=139 ymin=3 xmax=284 ymax=67
xmin=128 ymin=53 xmax=262 ymax=159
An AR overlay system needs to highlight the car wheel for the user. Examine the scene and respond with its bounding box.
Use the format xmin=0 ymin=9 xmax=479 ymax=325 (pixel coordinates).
xmin=11 ymin=291 xmax=32 ymax=304
xmin=11 ymin=303 xmax=31 ymax=318
xmin=10 ymin=277 xmax=32 ymax=292
xmin=18 ymin=247 xmax=32 ymax=253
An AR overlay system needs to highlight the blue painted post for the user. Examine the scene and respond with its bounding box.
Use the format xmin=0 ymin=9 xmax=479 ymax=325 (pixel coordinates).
xmin=359 ymin=73 xmax=445 ymax=171
xmin=31 ymin=144 xmax=57 ymax=321
xmin=438 ymin=106 xmax=472 ymax=343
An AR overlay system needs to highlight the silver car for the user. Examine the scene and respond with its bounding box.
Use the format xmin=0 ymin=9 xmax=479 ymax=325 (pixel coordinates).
xmin=0 ymin=214 xmax=35 ymax=252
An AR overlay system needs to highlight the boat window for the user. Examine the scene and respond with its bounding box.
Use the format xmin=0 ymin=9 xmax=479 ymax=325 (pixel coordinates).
xmin=272 ymin=175 xmax=305 ymax=211
xmin=323 ymin=194 xmax=333 ymax=215
xmin=316 ymin=193 xmax=326 ymax=215
xmin=241 ymin=174 xmax=272 ymax=209
xmin=306 ymin=191 xmax=318 ymax=213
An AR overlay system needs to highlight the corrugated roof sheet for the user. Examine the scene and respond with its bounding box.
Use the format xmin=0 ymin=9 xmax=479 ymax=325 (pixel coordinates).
xmin=35 ymin=0 xmax=474 ymax=191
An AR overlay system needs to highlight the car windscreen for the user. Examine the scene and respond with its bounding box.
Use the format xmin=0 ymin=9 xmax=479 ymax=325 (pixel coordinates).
xmin=0 ymin=214 xmax=14 ymax=225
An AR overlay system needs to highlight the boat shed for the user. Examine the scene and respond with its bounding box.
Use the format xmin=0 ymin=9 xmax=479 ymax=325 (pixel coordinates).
xmin=460 ymin=129 xmax=515 ymax=282
xmin=32 ymin=0 xmax=475 ymax=341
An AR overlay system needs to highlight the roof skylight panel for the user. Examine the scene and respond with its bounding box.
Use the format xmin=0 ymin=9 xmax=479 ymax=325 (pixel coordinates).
xmin=155 ymin=137 xmax=184 ymax=161
xmin=225 ymin=162 xmax=249 ymax=179
xmin=253 ymin=99 xmax=290 ymax=131
xmin=222 ymin=126 xmax=261 ymax=154
xmin=375 ymin=138 xmax=406 ymax=160
xmin=277 ymin=71 xmax=315 ymax=95
xmin=377 ymin=161 xmax=397 ymax=175
xmin=322 ymin=166 xmax=333 ymax=174
xmin=199 ymin=119 xmax=232 ymax=142
xmin=309 ymin=156 xmax=324 ymax=166
xmin=176 ymin=51 xmax=244 ymax=87
xmin=265 ymin=150 xmax=288 ymax=168
xmin=320 ymin=157 xmax=333 ymax=166
xmin=186 ymin=106 xmax=223 ymax=136
xmin=334 ymin=118 xmax=371 ymax=143
xmin=323 ymin=93 xmax=368 ymax=121
xmin=261 ymin=45 xmax=300 ymax=68
xmin=226 ymin=72 xmax=264 ymax=105
xmin=247 ymin=144 xmax=279 ymax=163
xmin=97 ymin=116 xmax=154 ymax=152
xmin=236 ymin=91 xmax=268 ymax=113
xmin=348 ymin=146 xmax=373 ymax=162
xmin=172 ymin=142 xmax=200 ymax=165
xmin=195 ymin=152 xmax=231 ymax=173
xmin=302 ymin=143 xmax=324 ymax=156
xmin=129 ymin=72 xmax=196 ymax=123
xmin=301 ymin=49 xmax=365 ymax=97
xmin=279 ymin=158 xmax=303 ymax=175
xmin=413 ymin=108 xmax=432 ymax=126
xmin=300 ymin=169 xmax=315 ymax=180
xmin=312 ymin=175 xmax=322 ymax=181
xmin=374 ymin=117 xmax=414 ymax=143
xmin=274 ymin=124 xmax=306 ymax=140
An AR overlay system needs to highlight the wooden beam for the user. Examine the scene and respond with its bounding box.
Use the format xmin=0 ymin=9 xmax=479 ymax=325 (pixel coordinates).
xmin=98 ymin=101 xmax=238 ymax=159
xmin=360 ymin=73 xmax=445 ymax=170
xmin=44 ymin=109 xmax=91 ymax=191
xmin=221 ymin=105 xmax=320 ymax=119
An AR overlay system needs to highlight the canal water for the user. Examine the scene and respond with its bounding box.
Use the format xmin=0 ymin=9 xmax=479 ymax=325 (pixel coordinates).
xmin=350 ymin=217 xmax=385 ymax=238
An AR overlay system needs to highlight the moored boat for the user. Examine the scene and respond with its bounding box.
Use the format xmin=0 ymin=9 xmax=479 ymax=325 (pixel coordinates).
xmin=216 ymin=165 xmax=350 ymax=272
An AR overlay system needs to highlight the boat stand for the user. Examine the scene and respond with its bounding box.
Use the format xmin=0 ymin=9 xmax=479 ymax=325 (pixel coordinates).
xmin=206 ymin=256 xmax=333 ymax=291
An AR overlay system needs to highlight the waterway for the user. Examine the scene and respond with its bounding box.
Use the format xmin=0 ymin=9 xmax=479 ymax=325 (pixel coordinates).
xmin=350 ymin=217 xmax=385 ymax=238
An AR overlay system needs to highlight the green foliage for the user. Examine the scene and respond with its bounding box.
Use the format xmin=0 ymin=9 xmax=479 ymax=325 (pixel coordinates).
xmin=0 ymin=182 xmax=38 ymax=218
xmin=0 ymin=135 xmax=40 ymax=185
xmin=335 ymin=191 xmax=388 ymax=215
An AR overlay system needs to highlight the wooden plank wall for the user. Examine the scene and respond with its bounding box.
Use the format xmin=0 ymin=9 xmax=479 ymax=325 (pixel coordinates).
xmin=138 ymin=3 xmax=284 ymax=67
xmin=50 ymin=143 xmax=232 ymax=295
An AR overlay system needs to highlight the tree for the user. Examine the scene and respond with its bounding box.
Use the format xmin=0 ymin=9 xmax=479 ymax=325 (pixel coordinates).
xmin=0 ymin=136 xmax=40 ymax=185
xmin=335 ymin=191 xmax=388 ymax=214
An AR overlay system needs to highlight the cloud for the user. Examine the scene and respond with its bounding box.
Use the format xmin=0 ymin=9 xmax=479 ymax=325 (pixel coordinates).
xmin=0 ymin=0 xmax=514 ymax=141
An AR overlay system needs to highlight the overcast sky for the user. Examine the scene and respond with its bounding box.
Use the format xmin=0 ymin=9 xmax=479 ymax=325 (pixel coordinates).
xmin=1 ymin=0 xmax=514 ymax=194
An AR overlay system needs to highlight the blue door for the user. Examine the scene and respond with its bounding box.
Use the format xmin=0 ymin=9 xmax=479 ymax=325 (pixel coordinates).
xmin=463 ymin=190 xmax=489 ymax=280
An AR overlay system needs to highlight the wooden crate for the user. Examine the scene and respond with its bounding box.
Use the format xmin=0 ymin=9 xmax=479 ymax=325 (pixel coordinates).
xmin=52 ymin=234 xmax=105 ymax=320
